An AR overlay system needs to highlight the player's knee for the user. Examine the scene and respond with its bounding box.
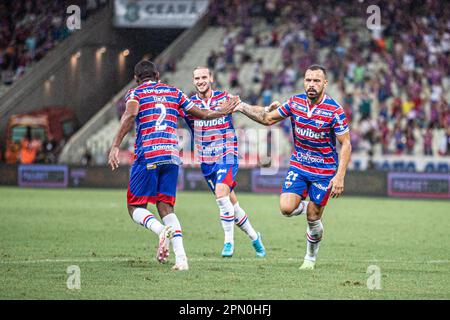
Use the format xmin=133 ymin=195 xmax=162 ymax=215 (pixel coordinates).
xmin=127 ymin=205 xmax=135 ymax=218
xmin=215 ymin=184 xmax=230 ymax=199
xmin=280 ymin=209 xmax=292 ymax=217
xmin=279 ymin=204 xmax=295 ymax=217
xmin=156 ymin=202 xmax=174 ymax=217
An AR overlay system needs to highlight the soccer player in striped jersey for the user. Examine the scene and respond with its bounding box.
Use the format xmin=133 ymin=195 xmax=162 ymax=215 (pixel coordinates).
xmin=235 ymin=65 xmax=352 ymax=270
xmin=182 ymin=66 xmax=266 ymax=258
xmin=108 ymin=60 xmax=239 ymax=271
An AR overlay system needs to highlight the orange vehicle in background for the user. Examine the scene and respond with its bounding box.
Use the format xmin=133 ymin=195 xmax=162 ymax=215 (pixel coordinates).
xmin=4 ymin=106 xmax=77 ymax=164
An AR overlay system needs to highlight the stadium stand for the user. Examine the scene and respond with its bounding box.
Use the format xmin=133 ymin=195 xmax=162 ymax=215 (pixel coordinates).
xmin=201 ymin=0 xmax=450 ymax=157
xmin=39 ymin=0 xmax=450 ymax=165
xmin=0 ymin=0 xmax=108 ymax=96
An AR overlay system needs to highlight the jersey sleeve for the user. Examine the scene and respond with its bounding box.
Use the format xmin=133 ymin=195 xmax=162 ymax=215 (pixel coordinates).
xmin=177 ymin=90 xmax=194 ymax=113
xmin=332 ymin=104 xmax=349 ymax=135
xmin=125 ymin=88 xmax=140 ymax=104
xmin=276 ymin=96 xmax=293 ymax=118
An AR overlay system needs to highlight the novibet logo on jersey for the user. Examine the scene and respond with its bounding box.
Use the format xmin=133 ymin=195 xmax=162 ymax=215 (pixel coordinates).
xmin=296 ymin=127 xmax=326 ymax=139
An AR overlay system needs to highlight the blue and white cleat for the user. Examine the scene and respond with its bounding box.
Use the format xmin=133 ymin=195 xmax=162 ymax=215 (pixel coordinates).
xmin=252 ymin=232 xmax=266 ymax=258
xmin=221 ymin=242 xmax=234 ymax=257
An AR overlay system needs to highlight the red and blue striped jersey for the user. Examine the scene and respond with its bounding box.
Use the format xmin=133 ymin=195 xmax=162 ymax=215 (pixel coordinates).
xmin=125 ymin=81 xmax=194 ymax=165
xmin=183 ymin=90 xmax=238 ymax=165
xmin=277 ymin=93 xmax=349 ymax=177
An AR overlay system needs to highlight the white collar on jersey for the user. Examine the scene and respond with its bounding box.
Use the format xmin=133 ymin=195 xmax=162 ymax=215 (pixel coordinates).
xmin=306 ymin=94 xmax=327 ymax=118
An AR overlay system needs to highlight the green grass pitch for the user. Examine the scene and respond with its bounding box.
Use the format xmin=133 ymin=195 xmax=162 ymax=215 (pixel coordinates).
xmin=0 ymin=186 xmax=449 ymax=299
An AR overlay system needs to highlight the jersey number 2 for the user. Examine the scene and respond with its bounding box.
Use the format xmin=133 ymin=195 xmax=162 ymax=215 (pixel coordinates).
xmin=155 ymin=103 xmax=168 ymax=131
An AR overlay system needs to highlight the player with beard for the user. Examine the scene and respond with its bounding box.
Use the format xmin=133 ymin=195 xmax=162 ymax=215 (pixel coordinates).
xmin=235 ymin=65 xmax=352 ymax=270
xmin=182 ymin=66 xmax=268 ymax=258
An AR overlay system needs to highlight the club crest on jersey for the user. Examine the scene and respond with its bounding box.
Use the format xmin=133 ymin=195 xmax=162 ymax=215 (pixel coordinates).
xmin=285 ymin=181 xmax=293 ymax=188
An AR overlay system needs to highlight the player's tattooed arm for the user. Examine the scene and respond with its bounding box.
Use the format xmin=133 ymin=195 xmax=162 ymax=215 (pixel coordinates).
xmin=236 ymin=102 xmax=284 ymax=126
xmin=265 ymin=101 xmax=281 ymax=112
xmin=108 ymin=100 xmax=138 ymax=170
xmin=187 ymin=96 xmax=240 ymax=120
xmin=328 ymin=131 xmax=352 ymax=198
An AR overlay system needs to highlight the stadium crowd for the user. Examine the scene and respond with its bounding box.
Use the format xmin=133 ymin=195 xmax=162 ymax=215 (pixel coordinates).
xmin=206 ymin=0 xmax=450 ymax=156
xmin=2 ymin=0 xmax=450 ymax=165
xmin=0 ymin=0 xmax=107 ymax=91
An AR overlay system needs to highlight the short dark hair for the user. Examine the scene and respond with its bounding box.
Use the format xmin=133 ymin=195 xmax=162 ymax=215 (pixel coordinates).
xmin=306 ymin=64 xmax=327 ymax=77
xmin=134 ymin=60 xmax=158 ymax=81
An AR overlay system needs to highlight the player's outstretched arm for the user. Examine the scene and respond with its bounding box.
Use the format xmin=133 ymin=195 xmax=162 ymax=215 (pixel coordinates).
xmin=328 ymin=131 xmax=352 ymax=198
xmin=108 ymin=100 xmax=139 ymax=171
xmin=187 ymin=96 xmax=240 ymax=120
xmin=266 ymin=101 xmax=281 ymax=112
xmin=235 ymin=101 xmax=284 ymax=126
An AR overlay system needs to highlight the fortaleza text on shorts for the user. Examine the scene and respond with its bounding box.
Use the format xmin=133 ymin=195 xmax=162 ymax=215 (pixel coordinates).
xmin=179 ymin=304 xmax=271 ymax=317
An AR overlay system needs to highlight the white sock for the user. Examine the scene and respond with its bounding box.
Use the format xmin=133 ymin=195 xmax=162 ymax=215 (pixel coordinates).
xmin=305 ymin=219 xmax=323 ymax=262
xmin=162 ymin=213 xmax=186 ymax=262
xmin=288 ymin=200 xmax=309 ymax=217
xmin=132 ymin=208 xmax=164 ymax=235
xmin=233 ymin=202 xmax=258 ymax=241
xmin=216 ymin=196 xmax=235 ymax=244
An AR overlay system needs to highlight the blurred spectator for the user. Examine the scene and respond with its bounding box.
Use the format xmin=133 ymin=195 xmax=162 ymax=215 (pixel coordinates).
xmin=41 ymin=134 xmax=58 ymax=163
xmin=393 ymin=124 xmax=405 ymax=155
xmin=81 ymin=148 xmax=93 ymax=166
xmin=19 ymin=127 xmax=41 ymax=164
xmin=251 ymin=58 xmax=263 ymax=83
xmin=439 ymin=127 xmax=450 ymax=156
xmin=246 ymin=89 xmax=259 ymax=105
xmin=207 ymin=50 xmax=217 ymax=70
xmin=405 ymin=123 xmax=416 ymax=155
xmin=261 ymin=87 xmax=273 ymax=107
xmin=380 ymin=127 xmax=390 ymax=155
xmin=163 ymin=59 xmax=177 ymax=73
xmin=5 ymin=142 xmax=20 ymax=164
xmin=423 ymin=125 xmax=434 ymax=156
xmin=0 ymin=0 xmax=107 ymax=89
xmin=206 ymin=0 xmax=450 ymax=158
xmin=115 ymin=97 xmax=126 ymax=120
xmin=229 ymin=65 xmax=239 ymax=88
xmin=358 ymin=93 xmax=372 ymax=120
xmin=215 ymin=52 xmax=226 ymax=72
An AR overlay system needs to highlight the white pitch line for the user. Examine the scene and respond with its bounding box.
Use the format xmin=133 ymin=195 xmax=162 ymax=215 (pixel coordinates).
xmin=0 ymin=257 xmax=448 ymax=265
xmin=0 ymin=257 xmax=133 ymax=264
